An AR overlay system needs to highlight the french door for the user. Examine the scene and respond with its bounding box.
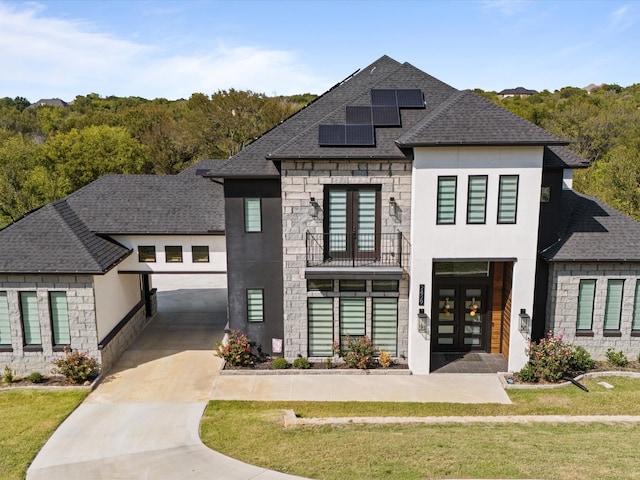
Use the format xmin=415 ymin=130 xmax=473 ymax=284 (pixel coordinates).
xmin=432 ymin=282 xmax=489 ymax=352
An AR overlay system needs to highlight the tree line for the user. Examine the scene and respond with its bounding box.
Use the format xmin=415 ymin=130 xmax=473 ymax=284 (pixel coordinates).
xmin=1 ymin=83 xmax=639 ymax=230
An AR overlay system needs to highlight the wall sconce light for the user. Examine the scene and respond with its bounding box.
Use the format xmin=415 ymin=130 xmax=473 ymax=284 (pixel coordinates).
xmin=519 ymin=308 xmax=531 ymax=333
xmin=309 ymin=197 xmax=319 ymax=218
xmin=418 ymin=309 xmax=429 ymax=339
xmin=389 ymin=197 xmax=398 ymax=217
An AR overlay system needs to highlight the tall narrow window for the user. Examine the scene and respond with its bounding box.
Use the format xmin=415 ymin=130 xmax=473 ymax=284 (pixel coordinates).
xmin=328 ymin=189 xmax=347 ymax=252
xmin=339 ymin=298 xmax=365 ymax=349
xmin=50 ymin=292 xmax=70 ymax=346
xmin=497 ymin=175 xmax=519 ymax=224
xmin=372 ymin=298 xmax=398 ymax=356
xmin=20 ymin=292 xmax=41 ymax=345
xmin=0 ymin=292 xmax=10 ymax=346
xmin=604 ymin=279 xmax=624 ymax=331
xmin=244 ymin=198 xmax=262 ymax=232
xmin=437 ymin=176 xmax=457 ymax=224
xmin=308 ymin=298 xmax=334 ymax=356
xmin=247 ymin=289 xmax=264 ymax=322
xmin=467 ymin=175 xmax=488 ymax=224
xmin=576 ymin=279 xmax=595 ymax=332
xmin=632 ymin=281 xmax=640 ymax=331
xmin=358 ymin=190 xmax=376 ymax=251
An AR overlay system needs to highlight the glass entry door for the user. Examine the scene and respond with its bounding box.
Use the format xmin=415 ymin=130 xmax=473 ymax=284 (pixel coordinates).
xmin=432 ymin=284 xmax=488 ymax=352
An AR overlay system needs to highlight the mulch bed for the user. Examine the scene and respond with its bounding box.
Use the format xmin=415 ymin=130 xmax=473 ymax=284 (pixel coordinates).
xmin=223 ymin=359 xmax=409 ymax=371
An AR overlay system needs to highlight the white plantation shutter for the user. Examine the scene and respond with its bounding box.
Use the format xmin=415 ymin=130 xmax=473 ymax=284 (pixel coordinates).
xmin=340 ymin=298 xmax=365 ymax=348
xmin=467 ymin=176 xmax=487 ymax=224
xmin=308 ymin=298 xmax=333 ymax=356
xmin=247 ymin=289 xmax=264 ymax=322
xmin=244 ymin=198 xmax=262 ymax=232
xmin=357 ymin=190 xmax=376 ymax=251
xmin=633 ymin=281 xmax=640 ymax=331
xmin=372 ymin=298 xmax=398 ymax=356
xmin=576 ymin=280 xmax=596 ymax=330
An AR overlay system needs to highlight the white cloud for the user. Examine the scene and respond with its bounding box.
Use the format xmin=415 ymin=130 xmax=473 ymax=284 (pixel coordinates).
xmin=0 ymin=2 xmax=328 ymax=101
xmin=608 ymin=4 xmax=636 ymax=31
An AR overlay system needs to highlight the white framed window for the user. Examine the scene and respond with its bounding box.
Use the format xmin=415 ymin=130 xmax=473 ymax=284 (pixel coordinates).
xmin=247 ymin=289 xmax=264 ymax=322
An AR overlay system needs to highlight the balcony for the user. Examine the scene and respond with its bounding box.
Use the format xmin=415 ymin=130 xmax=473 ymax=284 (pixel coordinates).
xmin=305 ymin=231 xmax=410 ymax=276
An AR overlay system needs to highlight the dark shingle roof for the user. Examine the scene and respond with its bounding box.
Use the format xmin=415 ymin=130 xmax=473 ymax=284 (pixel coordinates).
xmin=543 ymin=146 xmax=590 ymax=169
xmin=498 ymin=87 xmax=538 ymax=96
xmin=541 ymin=190 xmax=640 ymax=262
xmin=0 ymin=200 xmax=130 ymax=274
xmin=397 ymin=90 xmax=566 ymax=147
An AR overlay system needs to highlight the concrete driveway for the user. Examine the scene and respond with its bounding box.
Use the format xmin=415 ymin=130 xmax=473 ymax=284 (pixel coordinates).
xmin=27 ymin=274 xmax=305 ymax=480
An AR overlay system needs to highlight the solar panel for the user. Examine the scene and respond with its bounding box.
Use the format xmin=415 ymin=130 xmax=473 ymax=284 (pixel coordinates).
xmin=372 ymin=106 xmax=400 ymax=126
xmin=371 ymin=89 xmax=397 ymax=106
xmin=396 ymin=89 xmax=424 ymax=108
xmin=346 ymin=106 xmax=372 ymax=124
xmin=318 ymin=125 xmax=345 ymax=145
xmin=345 ymin=125 xmax=375 ymax=145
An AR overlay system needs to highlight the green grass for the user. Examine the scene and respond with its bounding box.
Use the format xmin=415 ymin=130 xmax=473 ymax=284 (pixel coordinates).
xmin=200 ymin=376 xmax=640 ymax=480
xmin=0 ymin=389 xmax=88 ymax=480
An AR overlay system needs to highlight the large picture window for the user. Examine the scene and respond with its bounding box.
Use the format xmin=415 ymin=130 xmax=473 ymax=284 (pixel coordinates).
xmin=437 ymin=176 xmax=457 ymax=224
xmin=0 ymin=292 xmax=10 ymax=346
xmin=20 ymin=292 xmax=41 ymax=345
xmin=50 ymin=292 xmax=70 ymax=346
xmin=244 ymin=198 xmax=262 ymax=232
xmin=467 ymin=175 xmax=488 ymax=224
xmin=497 ymin=175 xmax=519 ymax=224
xmin=308 ymin=298 xmax=334 ymax=356
xmin=576 ymin=280 xmax=595 ymax=332
xmin=604 ymin=279 xmax=624 ymax=331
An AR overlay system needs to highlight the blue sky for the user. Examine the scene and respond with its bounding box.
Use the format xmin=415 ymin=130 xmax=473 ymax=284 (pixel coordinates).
xmin=0 ymin=0 xmax=638 ymax=102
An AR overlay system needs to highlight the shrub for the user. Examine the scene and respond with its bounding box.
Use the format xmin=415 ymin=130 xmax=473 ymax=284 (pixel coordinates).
xmin=216 ymin=330 xmax=255 ymax=367
xmin=27 ymin=371 xmax=44 ymax=384
xmin=51 ymin=346 xmax=99 ymax=384
xmin=343 ymin=336 xmax=376 ymax=369
xmin=2 ymin=365 xmax=13 ymax=383
xmin=569 ymin=345 xmax=595 ymax=372
xmin=527 ymin=332 xmax=573 ymax=382
xmin=606 ymin=348 xmax=629 ymax=367
xmin=516 ymin=363 xmax=538 ymax=383
xmin=293 ymin=357 xmax=311 ymax=369
xmin=272 ymin=357 xmax=289 ymax=369
xmin=325 ymin=357 xmax=333 ymax=369
xmin=378 ymin=350 xmax=393 ymax=368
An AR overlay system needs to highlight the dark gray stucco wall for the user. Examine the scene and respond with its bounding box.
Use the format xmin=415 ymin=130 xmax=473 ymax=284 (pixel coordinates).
xmin=223 ymin=179 xmax=284 ymax=355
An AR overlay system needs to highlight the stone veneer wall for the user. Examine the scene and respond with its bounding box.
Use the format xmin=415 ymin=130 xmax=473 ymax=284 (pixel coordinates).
xmin=281 ymin=160 xmax=412 ymax=360
xmin=546 ymin=262 xmax=640 ymax=360
xmin=0 ymin=274 xmax=98 ymax=376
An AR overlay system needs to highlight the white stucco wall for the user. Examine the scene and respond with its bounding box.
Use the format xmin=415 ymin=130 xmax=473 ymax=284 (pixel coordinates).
xmin=94 ymin=269 xmax=142 ymax=342
xmin=408 ymin=146 xmax=544 ymax=373
xmin=112 ymin=235 xmax=226 ymax=273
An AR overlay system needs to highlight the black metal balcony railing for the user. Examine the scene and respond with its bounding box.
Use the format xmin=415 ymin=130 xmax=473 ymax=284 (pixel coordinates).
xmin=306 ymin=231 xmax=410 ymax=269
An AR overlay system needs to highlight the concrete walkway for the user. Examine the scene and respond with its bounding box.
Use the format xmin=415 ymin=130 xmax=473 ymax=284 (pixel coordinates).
xmin=28 ymin=273 xmax=510 ymax=480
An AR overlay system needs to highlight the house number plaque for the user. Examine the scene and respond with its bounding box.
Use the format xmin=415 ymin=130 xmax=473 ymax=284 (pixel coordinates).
xmin=418 ymin=284 xmax=425 ymax=306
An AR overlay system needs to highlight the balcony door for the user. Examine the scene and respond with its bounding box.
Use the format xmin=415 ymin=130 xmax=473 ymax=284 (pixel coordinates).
xmin=324 ymin=186 xmax=380 ymax=260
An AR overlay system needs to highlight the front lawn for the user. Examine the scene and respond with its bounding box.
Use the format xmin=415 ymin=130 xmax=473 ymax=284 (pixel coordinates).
xmin=200 ymin=376 xmax=640 ymax=479
xmin=0 ymin=389 xmax=88 ymax=480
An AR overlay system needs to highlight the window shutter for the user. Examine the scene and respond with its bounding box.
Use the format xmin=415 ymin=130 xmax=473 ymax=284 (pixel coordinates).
xmin=372 ymin=298 xmax=398 ymax=356
xmin=498 ymin=176 xmax=519 ymax=223
xmin=604 ymin=279 xmax=624 ymax=330
xmin=247 ymin=289 xmax=264 ymax=322
xmin=467 ymin=176 xmax=488 ymax=224
xmin=328 ymin=190 xmax=347 ymax=251
xmin=20 ymin=292 xmax=41 ymax=345
xmin=244 ymin=198 xmax=262 ymax=232
xmin=576 ymin=280 xmax=596 ymax=330
xmin=308 ymin=298 xmax=333 ymax=356
xmin=357 ymin=190 xmax=376 ymax=251
xmin=437 ymin=176 xmax=456 ymax=224
xmin=0 ymin=292 xmax=10 ymax=345
xmin=50 ymin=292 xmax=70 ymax=345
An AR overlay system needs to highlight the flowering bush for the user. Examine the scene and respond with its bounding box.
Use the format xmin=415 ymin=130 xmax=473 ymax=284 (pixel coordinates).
xmin=378 ymin=350 xmax=393 ymax=368
xmin=216 ymin=330 xmax=254 ymax=366
xmin=51 ymin=346 xmax=99 ymax=384
xmin=343 ymin=336 xmax=376 ymax=369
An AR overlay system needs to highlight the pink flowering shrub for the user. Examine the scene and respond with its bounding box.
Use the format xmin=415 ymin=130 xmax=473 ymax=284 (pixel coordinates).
xmin=51 ymin=346 xmax=99 ymax=384
xmin=216 ymin=330 xmax=254 ymax=366
xmin=519 ymin=332 xmax=593 ymax=383
xmin=342 ymin=336 xmax=376 ymax=369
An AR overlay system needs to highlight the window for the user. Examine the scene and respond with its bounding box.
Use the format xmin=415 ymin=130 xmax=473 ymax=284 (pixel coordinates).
xmin=326 ymin=186 xmax=380 ymax=256
xmin=307 ymin=279 xmax=334 ymax=291
xmin=372 ymin=298 xmax=398 ymax=356
xmin=165 ymin=246 xmax=183 ymax=263
xmin=604 ymin=279 xmax=624 ymax=331
xmin=49 ymin=292 xmax=70 ymax=346
xmin=372 ymin=280 xmax=399 ymax=292
xmin=308 ymin=298 xmax=334 ymax=356
xmin=633 ymin=281 xmax=640 ymax=331
xmin=339 ymin=298 xmax=365 ymax=348
xmin=244 ymin=198 xmax=262 ymax=232
xmin=0 ymin=292 xmax=10 ymax=346
xmin=437 ymin=176 xmax=457 ymax=224
xmin=467 ymin=175 xmax=488 ymax=224
xmin=247 ymin=289 xmax=264 ymax=322
xmin=576 ymin=280 xmax=596 ymax=332
xmin=138 ymin=246 xmax=156 ymax=262
xmin=20 ymin=292 xmax=41 ymax=345
xmin=339 ymin=279 xmax=366 ymax=292
xmin=540 ymin=186 xmax=551 ymax=203
xmin=497 ymin=175 xmax=519 ymax=224
xmin=192 ymin=246 xmax=210 ymax=263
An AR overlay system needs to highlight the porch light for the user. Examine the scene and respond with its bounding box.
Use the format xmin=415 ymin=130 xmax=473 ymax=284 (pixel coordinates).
xmin=519 ymin=309 xmax=531 ymax=333
xmin=389 ymin=197 xmax=398 ymax=217
xmin=418 ymin=309 xmax=429 ymax=336
xmin=309 ymin=197 xmax=319 ymax=218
